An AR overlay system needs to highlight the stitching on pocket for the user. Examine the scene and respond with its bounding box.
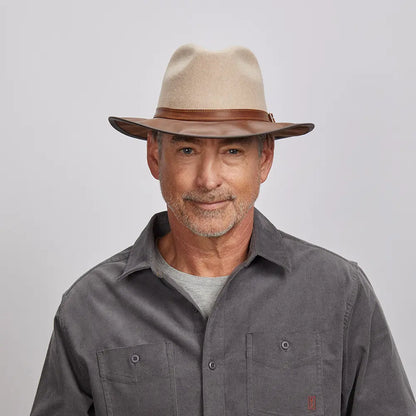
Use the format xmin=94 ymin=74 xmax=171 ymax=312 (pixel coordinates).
xmin=97 ymin=342 xmax=177 ymax=416
xmin=251 ymin=353 xmax=319 ymax=370
xmin=246 ymin=331 xmax=324 ymax=416
xmin=97 ymin=350 xmax=137 ymax=384
xmin=166 ymin=342 xmax=179 ymax=416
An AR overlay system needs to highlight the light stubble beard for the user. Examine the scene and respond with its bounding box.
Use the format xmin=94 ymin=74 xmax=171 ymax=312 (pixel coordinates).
xmin=159 ymin=177 xmax=261 ymax=238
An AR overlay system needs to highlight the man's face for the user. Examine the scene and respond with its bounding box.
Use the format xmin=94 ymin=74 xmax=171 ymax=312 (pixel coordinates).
xmin=147 ymin=133 xmax=274 ymax=238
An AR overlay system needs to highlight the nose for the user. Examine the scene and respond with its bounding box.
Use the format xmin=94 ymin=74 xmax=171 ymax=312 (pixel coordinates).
xmin=195 ymin=154 xmax=223 ymax=190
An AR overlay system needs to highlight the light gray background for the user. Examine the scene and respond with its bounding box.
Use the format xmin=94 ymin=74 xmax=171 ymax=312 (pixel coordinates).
xmin=1 ymin=1 xmax=415 ymax=414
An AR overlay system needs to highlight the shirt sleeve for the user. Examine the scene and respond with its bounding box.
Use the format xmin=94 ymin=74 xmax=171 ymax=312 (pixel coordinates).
xmin=341 ymin=263 xmax=416 ymax=415
xmin=30 ymin=304 xmax=93 ymax=416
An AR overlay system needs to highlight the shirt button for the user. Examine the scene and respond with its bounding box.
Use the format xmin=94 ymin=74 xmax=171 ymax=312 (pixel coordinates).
xmin=208 ymin=360 xmax=216 ymax=370
xmin=280 ymin=340 xmax=290 ymax=351
xmin=130 ymin=354 xmax=140 ymax=364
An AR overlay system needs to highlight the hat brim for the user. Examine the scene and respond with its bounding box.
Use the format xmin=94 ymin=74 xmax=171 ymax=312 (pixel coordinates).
xmin=108 ymin=116 xmax=314 ymax=140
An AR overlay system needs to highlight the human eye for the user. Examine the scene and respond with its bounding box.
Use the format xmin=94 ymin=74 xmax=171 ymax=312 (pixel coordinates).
xmin=179 ymin=147 xmax=194 ymax=155
xmin=223 ymin=147 xmax=245 ymax=156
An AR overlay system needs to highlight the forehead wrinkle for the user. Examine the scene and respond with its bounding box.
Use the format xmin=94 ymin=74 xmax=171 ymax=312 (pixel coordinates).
xmin=169 ymin=135 xmax=256 ymax=146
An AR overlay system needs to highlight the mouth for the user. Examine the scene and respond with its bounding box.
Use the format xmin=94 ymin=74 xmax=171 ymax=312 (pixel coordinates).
xmin=187 ymin=199 xmax=232 ymax=211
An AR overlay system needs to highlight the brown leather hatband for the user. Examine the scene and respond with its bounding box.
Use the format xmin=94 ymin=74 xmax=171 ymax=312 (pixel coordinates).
xmin=154 ymin=107 xmax=274 ymax=122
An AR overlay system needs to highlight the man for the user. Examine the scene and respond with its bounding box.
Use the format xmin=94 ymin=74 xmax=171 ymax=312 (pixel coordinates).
xmin=31 ymin=44 xmax=415 ymax=415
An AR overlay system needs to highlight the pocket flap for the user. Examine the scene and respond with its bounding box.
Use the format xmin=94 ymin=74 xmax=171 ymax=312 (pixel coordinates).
xmin=97 ymin=341 xmax=171 ymax=383
xmin=247 ymin=330 xmax=320 ymax=369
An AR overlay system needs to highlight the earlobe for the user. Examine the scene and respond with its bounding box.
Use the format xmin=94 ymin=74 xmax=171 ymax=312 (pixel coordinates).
xmin=147 ymin=132 xmax=160 ymax=180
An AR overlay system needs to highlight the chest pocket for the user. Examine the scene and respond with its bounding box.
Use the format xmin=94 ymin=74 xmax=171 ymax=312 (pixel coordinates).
xmin=97 ymin=342 xmax=178 ymax=416
xmin=246 ymin=330 xmax=324 ymax=416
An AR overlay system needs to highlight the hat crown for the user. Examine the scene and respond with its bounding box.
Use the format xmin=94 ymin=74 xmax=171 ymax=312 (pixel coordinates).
xmin=157 ymin=44 xmax=267 ymax=111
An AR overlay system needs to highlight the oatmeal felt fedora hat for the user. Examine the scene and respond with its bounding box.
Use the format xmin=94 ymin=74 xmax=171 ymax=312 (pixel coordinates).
xmin=108 ymin=44 xmax=314 ymax=140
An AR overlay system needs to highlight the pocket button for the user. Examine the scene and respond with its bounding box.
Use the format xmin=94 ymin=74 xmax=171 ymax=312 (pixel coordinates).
xmin=280 ymin=340 xmax=290 ymax=351
xmin=130 ymin=353 xmax=140 ymax=364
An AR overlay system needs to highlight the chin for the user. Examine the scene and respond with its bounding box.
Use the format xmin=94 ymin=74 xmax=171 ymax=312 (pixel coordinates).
xmin=184 ymin=217 xmax=238 ymax=238
xmin=188 ymin=226 xmax=233 ymax=238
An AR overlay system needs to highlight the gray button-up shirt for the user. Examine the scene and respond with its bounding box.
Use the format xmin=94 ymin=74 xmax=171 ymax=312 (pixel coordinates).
xmin=30 ymin=209 xmax=416 ymax=416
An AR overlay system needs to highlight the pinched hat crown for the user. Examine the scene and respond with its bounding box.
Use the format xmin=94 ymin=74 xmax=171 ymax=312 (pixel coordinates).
xmin=157 ymin=44 xmax=267 ymax=111
xmin=109 ymin=44 xmax=314 ymax=140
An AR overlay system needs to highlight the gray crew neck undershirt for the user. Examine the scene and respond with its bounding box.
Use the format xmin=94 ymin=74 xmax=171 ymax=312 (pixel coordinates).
xmin=154 ymin=247 xmax=230 ymax=319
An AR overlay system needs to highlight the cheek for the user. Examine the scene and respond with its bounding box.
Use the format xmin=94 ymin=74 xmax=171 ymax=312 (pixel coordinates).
xmin=228 ymin=162 xmax=261 ymax=191
xmin=159 ymin=163 xmax=193 ymax=196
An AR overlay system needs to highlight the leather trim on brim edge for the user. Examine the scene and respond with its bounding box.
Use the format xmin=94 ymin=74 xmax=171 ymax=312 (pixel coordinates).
xmin=108 ymin=116 xmax=314 ymax=141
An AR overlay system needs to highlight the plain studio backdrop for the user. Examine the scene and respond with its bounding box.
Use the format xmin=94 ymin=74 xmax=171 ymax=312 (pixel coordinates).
xmin=1 ymin=0 xmax=415 ymax=414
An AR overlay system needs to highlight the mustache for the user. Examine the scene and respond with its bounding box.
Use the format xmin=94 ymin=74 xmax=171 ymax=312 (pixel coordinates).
xmin=182 ymin=190 xmax=236 ymax=203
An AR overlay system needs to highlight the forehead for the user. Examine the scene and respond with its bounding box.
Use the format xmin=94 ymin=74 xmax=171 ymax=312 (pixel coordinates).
xmin=160 ymin=133 xmax=259 ymax=146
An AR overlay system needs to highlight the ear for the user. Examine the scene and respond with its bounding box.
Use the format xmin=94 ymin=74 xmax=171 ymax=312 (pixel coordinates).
xmin=259 ymin=135 xmax=275 ymax=183
xmin=147 ymin=131 xmax=160 ymax=180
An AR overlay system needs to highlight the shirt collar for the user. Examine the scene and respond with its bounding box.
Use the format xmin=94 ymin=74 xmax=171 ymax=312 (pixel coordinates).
xmin=250 ymin=208 xmax=292 ymax=272
xmin=117 ymin=208 xmax=291 ymax=280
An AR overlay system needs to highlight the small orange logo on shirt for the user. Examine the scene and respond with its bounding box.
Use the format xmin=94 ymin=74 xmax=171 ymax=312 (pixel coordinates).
xmin=308 ymin=395 xmax=316 ymax=411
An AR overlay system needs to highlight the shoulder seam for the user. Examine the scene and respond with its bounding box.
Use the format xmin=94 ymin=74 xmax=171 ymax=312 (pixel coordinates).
xmin=61 ymin=247 xmax=131 ymax=301
xmin=341 ymin=262 xmax=360 ymax=403
xmin=343 ymin=262 xmax=360 ymax=330
xmin=280 ymin=231 xmax=354 ymax=264
xmin=55 ymin=307 xmax=91 ymax=393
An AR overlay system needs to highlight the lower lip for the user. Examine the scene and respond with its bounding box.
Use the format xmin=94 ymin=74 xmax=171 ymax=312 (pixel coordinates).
xmin=191 ymin=200 xmax=230 ymax=210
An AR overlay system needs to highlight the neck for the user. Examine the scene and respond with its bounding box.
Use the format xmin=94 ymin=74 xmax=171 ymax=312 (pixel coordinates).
xmin=157 ymin=208 xmax=255 ymax=277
